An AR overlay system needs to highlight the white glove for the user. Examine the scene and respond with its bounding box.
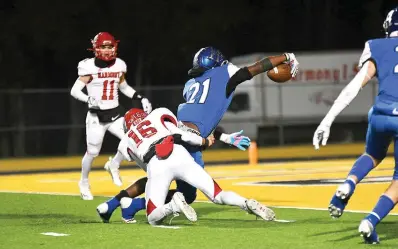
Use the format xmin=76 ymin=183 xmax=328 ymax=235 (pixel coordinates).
xmin=88 ymin=96 xmax=100 ymax=109
xmin=284 ymin=53 xmax=299 ymax=77
xmin=220 ymin=130 xmax=251 ymax=151
xmin=313 ymin=122 xmax=331 ymax=150
xmin=141 ymin=98 xmax=152 ymax=114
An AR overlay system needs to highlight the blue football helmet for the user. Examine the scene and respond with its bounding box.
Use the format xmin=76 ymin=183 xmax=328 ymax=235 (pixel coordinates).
xmin=383 ymin=7 xmax=398 ymax=37
xmin=188 ymin=47 xmax=228 ymax=77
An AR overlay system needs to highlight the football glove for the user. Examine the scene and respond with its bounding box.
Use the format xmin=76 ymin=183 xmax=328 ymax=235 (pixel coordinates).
xmin=221 ymin=130 xmax=251 ymax=151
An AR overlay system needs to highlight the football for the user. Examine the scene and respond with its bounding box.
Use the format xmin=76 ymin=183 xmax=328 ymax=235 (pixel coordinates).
xmin=267 ymin=64 xmax=292 ymax=83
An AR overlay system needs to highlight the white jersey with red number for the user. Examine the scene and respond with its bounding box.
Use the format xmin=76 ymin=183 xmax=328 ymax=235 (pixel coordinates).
xmin=124 ymin=108 xmax=178 ymax=162
xmin=77 ymin=57 xmax=127 ymax=110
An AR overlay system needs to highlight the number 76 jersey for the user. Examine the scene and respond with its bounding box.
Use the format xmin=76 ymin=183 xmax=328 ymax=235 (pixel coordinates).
xmin=177 ymin=63 xmax=240 ymax=137
xmin=77 ymin=57 xmax=127 ymax=110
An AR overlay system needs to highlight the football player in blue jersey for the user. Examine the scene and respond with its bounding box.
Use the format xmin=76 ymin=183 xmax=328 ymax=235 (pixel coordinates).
xmin=313 ymin=7 xmax=398 ymax=244
xmin=97 ymin=47 xmax=299 ymax=223
xmin=175 ymin=47 xmax=298 ymax=204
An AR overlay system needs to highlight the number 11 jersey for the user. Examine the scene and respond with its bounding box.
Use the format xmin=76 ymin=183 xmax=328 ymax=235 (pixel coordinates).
xmin=177 ymin=63 xmax=240 ymax=137
xmin=77 ymin=57 xmax=127 ymax=110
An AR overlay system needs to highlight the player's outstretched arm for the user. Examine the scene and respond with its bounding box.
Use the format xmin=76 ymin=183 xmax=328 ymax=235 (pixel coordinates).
xmin=313 ymin=61 xmax=376 ymax=150
xmin=119 ymin=73 xmax=152 ymax=114
xmin=247 ymin=54 xmax=298 ymax=77
xmin=70 ymin=75 xmax=100 ymax=108
xmin=226 ymin=53 xmax=299 ymax=97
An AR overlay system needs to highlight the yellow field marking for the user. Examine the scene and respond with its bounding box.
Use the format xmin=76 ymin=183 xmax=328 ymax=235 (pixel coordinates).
xmin=0 ymin=157 xmax=397 ymax=214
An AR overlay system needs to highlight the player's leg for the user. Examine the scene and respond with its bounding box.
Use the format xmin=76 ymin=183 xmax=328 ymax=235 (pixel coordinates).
xmin=173 ymin=145 xmax=275 ymax=221
xmin=104 ymin=150 xmax=124 ymax=186
xmin=175 ymin=147 xmax=204 ymax=204
xmin=358 ymin=180 xmax=398 ymax=244
xmin=145 ymin=157 xmax=197 ymax=225
xmin=358 ymin=117 xmax=398 ymax=244
xmin=107 ymin=116 xmax=125 ymax=139
xmin=96 ymin=177 xmax=147 ymax=223
xmin=329 ymin=113 xmax=391 ymax=218
xmin=80 ymin=112 xmax=107 ymax=200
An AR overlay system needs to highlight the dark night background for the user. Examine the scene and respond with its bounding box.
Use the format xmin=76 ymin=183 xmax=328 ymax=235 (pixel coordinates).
xmin=0 ymin=0 xmax=396 ymax=90
xmin=0 ymin=0 xmax=397 ymax=157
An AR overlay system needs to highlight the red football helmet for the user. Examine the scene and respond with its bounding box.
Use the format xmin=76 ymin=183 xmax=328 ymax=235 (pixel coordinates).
xmin=90 ymin=32 xmax=119 ymax=61
xmin=124 ymin=108 xmax=148 ymax=131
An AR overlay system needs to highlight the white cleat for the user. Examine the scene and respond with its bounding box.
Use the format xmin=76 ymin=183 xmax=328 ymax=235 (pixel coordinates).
xmin=246 ymin=199 xmax=275 ymax=221
xmin=336 ymin=183 xmax=351 ymax=200
xmin=104 ymin=157 xmax=123 ymax=187
xmin=171 ymin=192 xmax=197 ymax=222
xmin=122 ymin=218 xmax=137 ymax=224
xmin=358 ymin=219 xmax=374 ymax=238
xmin=79 ymin=181 xmax=93 ymax=200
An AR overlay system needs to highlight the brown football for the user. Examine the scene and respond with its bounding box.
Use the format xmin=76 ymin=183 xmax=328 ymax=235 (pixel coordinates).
xmin=267 ymin=64 xmax=292 ymax=83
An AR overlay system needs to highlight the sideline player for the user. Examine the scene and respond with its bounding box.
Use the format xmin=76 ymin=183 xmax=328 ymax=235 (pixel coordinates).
xmin=70 ymin=32 xmax=152 ymax=200
xmin=313 ymin=8 xmax=398 ymax=244
xmin=99 ymin=46 xmax=299 ymax=221
xmin=97 ymin=107 xmax=275 ymax=225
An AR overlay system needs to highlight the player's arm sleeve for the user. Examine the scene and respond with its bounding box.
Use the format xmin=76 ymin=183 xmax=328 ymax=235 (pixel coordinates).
xmin=70 ymin=78 xmax=89 ymax=103
xmin=119 ymin=76 xmax=137 ymax=98
xmin=164 ymin=121 xmax=204 ymax=146
xmin=225 ymin=64 xmax=253 ymax=97
xmin=358 ymin=41 xmax=373 ymax=68
xmin=321 ymin=61 xmax=376 ymax=125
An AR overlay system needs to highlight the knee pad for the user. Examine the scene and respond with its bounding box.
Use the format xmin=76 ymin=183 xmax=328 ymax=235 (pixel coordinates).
xmin=87 ymin=144 xmax=101 ymax=157
xmin=86 ymin=127 xmax=105 ymax=157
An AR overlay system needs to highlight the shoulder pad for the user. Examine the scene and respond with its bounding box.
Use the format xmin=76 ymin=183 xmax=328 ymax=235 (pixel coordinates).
xmin=115 ymin=58 xmax=127 ymax=73
xmin=77 ymin=58 xmax=94 ymax=76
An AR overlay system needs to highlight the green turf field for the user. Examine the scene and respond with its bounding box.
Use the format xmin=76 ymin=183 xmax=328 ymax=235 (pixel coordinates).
xmin=1 ymin=193 xmax=397 ymax=249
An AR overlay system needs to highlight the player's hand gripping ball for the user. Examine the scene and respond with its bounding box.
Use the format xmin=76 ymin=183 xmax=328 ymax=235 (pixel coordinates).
xmin=267 ymin=64 xmax=292 ymax=83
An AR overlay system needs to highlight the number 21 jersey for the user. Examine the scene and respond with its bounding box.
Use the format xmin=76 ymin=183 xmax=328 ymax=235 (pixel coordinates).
xmin=77 ymin=58 xmax=127 ymax=110
xmin=177 ymin=63 xmax=239 ymax=137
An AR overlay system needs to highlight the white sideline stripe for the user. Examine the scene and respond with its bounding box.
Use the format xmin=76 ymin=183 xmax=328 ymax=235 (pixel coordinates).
xmin=274 ymin=219 xmax=295 ymax=223
xmin=41 ymin=232 xmax=70 ymax=237
xmin=2 ymin=190 xmax=398 ymax=216
xmin=153 ymin=225 xmax=181 ymax=229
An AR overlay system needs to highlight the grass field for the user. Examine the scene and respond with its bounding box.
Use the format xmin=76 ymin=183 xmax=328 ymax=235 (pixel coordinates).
xmin=1 ymin=192 xmax=398 ymax=249
xmin=2 ymin=158 xmax=398 ymax=248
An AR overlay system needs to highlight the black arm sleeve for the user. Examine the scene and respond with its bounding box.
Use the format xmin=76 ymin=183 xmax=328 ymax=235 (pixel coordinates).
xmin=225 ymin=67 xmax=253 ymax=97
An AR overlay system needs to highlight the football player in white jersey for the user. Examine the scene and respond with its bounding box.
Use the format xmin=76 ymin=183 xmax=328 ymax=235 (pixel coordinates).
xmin=70 ymin=32 xmax=152 ymax=200
xmin=97 ymin=107 xmax=275 ymax=225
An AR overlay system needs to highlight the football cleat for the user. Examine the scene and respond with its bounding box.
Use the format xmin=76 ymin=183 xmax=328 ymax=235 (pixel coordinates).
xmin=170 ymin=192 xmax=197 ymax=222
xmin=328 ymin=182 xmax=353 ymax=218
xmin=120 ymin=197 xmax=139 ymax=224
xmin=96 ymin=202 xmax=112 ymax=223
xmin=79 ymin=180 xmax=93 ymax=200
xmin=358 ymin=219 xmax=380 ymax=244
xmin=246 ymin=199 xmax=275 ymax=221
xmin=104 ymin=157 xmax=122 ymax=187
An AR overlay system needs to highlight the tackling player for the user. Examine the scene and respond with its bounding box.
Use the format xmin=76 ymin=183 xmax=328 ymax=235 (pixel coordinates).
xmin=313 ymin=8 xmax=398 ymax=244
xmin=70 ymin=32 xmax=152 ymax=200
xmin=97 ymin=107 xmax=275 ymax=225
